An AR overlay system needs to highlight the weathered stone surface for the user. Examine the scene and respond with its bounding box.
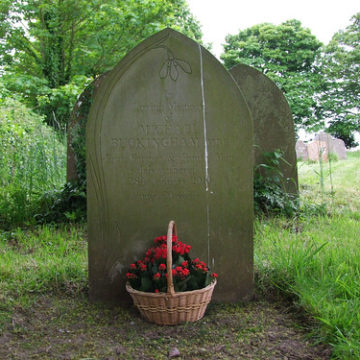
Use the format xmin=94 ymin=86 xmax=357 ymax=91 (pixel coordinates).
xmin=230 ymin=64 xmax=298 ymax=195
xmin=307 ymin=141 xmax=328 ymax=162
xmin=86 ymin=29 xmax=254 ymax=303
xmin=314 ymin=132 xmax=333 ymax=143
xmin=296 ymin=140 xmax=308 ymax=161
xmin=67 ymin=74 xmax=107 ymax=183
xmin=332 ymin=138 xmax=347 ymax=160
xmin=315 ymin=132 xmax=346 ymax=160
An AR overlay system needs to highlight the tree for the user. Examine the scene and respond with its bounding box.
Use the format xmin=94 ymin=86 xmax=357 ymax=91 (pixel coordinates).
xmin=221 ymin=20 xmax=323 ymax=129
xmin=320 ymin=13 xmax=360 ymax=147
xmin=0 ymin=0 xmax=202 ymax=128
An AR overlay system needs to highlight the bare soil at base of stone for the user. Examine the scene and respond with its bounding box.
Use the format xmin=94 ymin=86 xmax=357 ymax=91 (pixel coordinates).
xmin=0 ymin=293 xmax=331 ymax=360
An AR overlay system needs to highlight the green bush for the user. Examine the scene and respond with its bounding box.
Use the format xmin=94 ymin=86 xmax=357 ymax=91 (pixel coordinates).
xmin=0 ymin=98 xmax=66 ymax=229
xmin=254 ymin=150 xmax=299 ymax=217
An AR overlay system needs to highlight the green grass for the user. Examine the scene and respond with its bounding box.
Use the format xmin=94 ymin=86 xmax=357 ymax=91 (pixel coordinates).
xmin=255 ymin=151 xmax=360 ymax=359
xmin=297 ymin=151 xmax=360 ymax=213
xmin=0 ymin=225 xmax=88 ymax=328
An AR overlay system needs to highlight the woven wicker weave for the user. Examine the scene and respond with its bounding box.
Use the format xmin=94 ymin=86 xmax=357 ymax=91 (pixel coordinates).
xmin=126 ymin=220 xmax=216 ymax=325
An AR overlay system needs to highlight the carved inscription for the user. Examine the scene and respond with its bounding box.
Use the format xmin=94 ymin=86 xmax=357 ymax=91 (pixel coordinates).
xmin=110 ymin=137 xmax=200 ymax=149
xmin=104 ymin=102 xmax=211 ymax=200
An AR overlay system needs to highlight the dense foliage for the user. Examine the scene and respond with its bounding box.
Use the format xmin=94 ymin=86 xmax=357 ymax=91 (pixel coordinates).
xmin=221 ymin=17 xmax=360 ymax=147
xmin=0 ymin=0 xmax=202 ymax=128
xmin=320 ymin=13 xmax=360 ymax=147
xmin=221 ymin=20 xmax=323 ymax=129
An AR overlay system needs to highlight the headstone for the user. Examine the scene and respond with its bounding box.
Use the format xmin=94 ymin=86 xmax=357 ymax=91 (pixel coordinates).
xmin=296 ymin=140 xmax=308 ymax=161
xmin=315 ymin=132 xmax=346 ymax=160
xmin=67 ymin=74 xmax=107 ymax=183
xmin=230 ymin=64 xmax=298 ymax=195
xmin=332 ymin=138 xmax=347 ymax=160
xmin=307 ymin=141 xmax=328 ymax=162
xmin=314 ymin=131 xmax=333 ymax=143
xmin=86 ymin=28 xmax=254 ymax=304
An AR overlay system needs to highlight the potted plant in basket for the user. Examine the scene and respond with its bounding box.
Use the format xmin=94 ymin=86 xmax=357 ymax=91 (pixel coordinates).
xmin=125 ymin=221 xmax=217 ymax=325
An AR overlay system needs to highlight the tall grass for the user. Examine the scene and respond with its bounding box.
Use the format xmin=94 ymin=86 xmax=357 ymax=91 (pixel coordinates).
xmin=255 ymin=151 xmax=360 ymax=359
xmin=0 ymin=98 xmax=66 ymax=228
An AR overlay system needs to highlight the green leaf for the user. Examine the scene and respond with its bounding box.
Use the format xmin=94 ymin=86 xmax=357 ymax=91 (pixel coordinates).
xmin=140 ymin=276 xmax=153 ymax=292
xmin=204 ymin=272 xmax=212 ymax=287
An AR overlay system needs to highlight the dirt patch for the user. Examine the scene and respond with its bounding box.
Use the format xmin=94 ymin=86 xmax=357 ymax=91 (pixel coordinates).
xmin=0 ymin=294 xmax=331 ymax=360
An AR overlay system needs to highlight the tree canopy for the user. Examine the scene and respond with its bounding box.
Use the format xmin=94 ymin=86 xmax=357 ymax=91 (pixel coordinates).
xmin=0 ymin=0 xmax=202 ymax=128
xmin=221 ymin=20 xmax=323 ymax=130
xmin=221 ymin=17 xmax=360 ymax=147
xmin=320 ymin=13 xmax=360 ymax=147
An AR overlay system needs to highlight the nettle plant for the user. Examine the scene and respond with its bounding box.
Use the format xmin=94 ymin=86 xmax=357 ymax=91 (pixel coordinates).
xmin=126 ymin=235 xmax=217 ymax=293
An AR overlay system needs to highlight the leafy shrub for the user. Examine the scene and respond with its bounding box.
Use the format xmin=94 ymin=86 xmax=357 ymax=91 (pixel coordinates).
xmin=254 ymin=150 xmax=299 ymax=217
xmin=2 ymin=73 xmax=90 ymax=130
xmin=36 ymin=182 xmax=86 ymax=224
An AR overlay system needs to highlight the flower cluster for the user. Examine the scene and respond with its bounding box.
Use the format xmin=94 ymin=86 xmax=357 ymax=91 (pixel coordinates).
xmin=126 ymin=234 xmax=217 ymax=293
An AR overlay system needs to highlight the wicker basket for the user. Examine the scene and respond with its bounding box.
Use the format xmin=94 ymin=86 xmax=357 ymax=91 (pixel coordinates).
xmin=126 ymin=220 xmax=216 ymax=325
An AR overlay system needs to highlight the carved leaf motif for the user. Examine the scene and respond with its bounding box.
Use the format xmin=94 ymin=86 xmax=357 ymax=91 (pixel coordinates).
xmin=160 ymin=61 xmax=169 ymax=78
xmin=175 ymin=59 xmax=192 ymax=74
xmin=170 ymin=63 xmax=178 ymax=81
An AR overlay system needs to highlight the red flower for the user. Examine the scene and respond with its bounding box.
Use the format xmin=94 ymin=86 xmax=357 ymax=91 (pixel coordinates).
xmin=182 ymin=268 xmax=190 ymax=276
xmin=126 ymin=272 xmax=137 ymax=279
xmin=140 ymin=264 xmax=147 ymax=271
xmin=154 ymin=236 xmax=162 ymax=243
xmin=126 ymin=232 xmax=216 ymax=292
xmin=154 ymin=247 xmax=162 ymax=260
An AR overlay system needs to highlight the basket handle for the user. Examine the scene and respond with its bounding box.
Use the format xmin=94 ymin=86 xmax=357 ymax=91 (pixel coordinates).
xmin=166 ymin=220 xmax=176 ymax=295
